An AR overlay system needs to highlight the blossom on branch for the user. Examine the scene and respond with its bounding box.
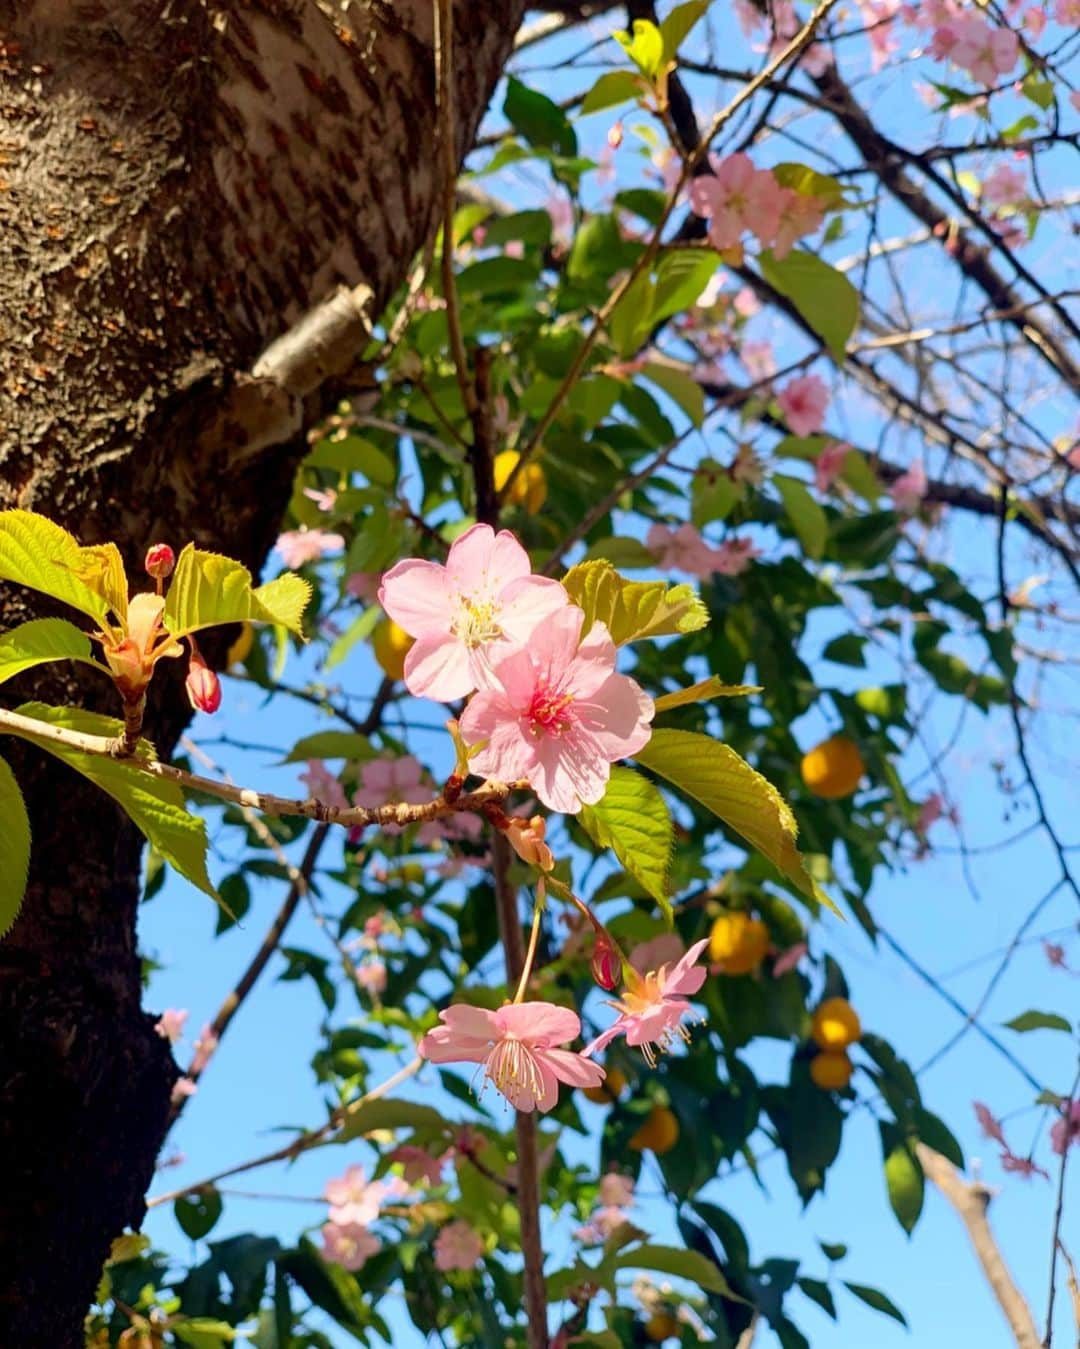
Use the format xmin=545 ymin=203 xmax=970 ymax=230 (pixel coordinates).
xmin=585 ymin=939 xmax=710 ymax=1067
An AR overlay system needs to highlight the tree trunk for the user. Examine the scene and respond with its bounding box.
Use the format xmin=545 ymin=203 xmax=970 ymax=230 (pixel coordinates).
xmin=0 ymin=2 xmax=522 ymax=1341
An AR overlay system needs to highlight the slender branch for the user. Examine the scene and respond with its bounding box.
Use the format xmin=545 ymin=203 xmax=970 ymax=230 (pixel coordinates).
xmin=916 ymin=1143 xmax=1040 ymax=1349
xmin=1044 ymin=1061 xmax=1080 ymax=1347
xmin=147 ymin=1057 xmax=423 ymax=1209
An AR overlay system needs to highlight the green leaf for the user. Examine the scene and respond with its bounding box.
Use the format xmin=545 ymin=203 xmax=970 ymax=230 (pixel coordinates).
xmin=0 ymin=618 xmax=96 ymax=687
xmin=773 ymin=162 xmax=850 ymax=209
xmin=692 ymin=459 xmax=743 ymax=526
xmin=775 ymin=475 xmax=828 ymax=560
xmin=282 ymin=731 xmax=375 ymax=764
xmin=819 ymin=1240 xmax=847 ymax=1262
xmin=504 ymin=78 xmax=577 ymax=156
xmin=612 ymin=1243 xmax=741 ymax=1299
xmin=652 ymin=250 xmax=717 ymax=325
xmin=614 ymin=20 xmax=665 ymax=81
xmin=164 ymin=545 xmax=310 ymax=639
xmin=0 ymin=509 xmax=113 ymax=623
xmin=634 ymin=729 xmax=837 ymax=913
xmin=1021 ymin=71 xmax=1054 ymax=110
xmin=880 ymin=1124 xmax=924 ymax=1235
xmin=175 ymin=1188 xmax=224 ymax=1241
xmin=1003 ymin=1010 xmax=1073 ymax=1034
xmin=660 ymin=0 xmax=709 ymax=62
xmin=843 ymin=1282 xmax=907 ymax=1327
xmin=335 ymin=1096 xmax=451 ymax=1144
xmin=759 ymin=251 xmax=859 ymax=360
xmin=581 ymin=69 xmax=646 ymax=115
xmin=578 ymin=766 xmax=673 ymax=912
xmin=653 ymin=677 xmax=761 ymax=712
xmin=581 ymin=537 xmax=658 ymax=570
xmin=305 ymin=435 xmax=395 ymax=486
xmin=797 ymin=1277 xmax=837 ymax=1320
xmin=641 ymin=361 xmax=705 ymax=426
xmin=0 ymin=756 xmax=30 ymax=940
xmin=11 ymin=703 xmax=218 ymax=903
xmin=561 ymin=559 xmax=709 ymax=645
xmin=609 ymin=271 xmax=655 ymax=358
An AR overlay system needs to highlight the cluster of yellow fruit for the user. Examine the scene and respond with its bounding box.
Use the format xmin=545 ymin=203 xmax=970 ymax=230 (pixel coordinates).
xmin=800 ymin=734 xmax=865 ymax=800
xmin=808 ymin=996 xmax=861 ymax=1089
xmin=581 ymin=1071 xmax=682 ymax=1156
xmin=708 ymin=910 xmax=770 ymax=975
xmin=372 ymin=617 xmax=413 ymax=681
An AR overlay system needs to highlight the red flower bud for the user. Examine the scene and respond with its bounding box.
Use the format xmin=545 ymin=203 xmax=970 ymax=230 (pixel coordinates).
xmin=185 ymin=647 xmax=221 ymax=714
xmin=145 ymin=543 xmax=175 ymax=580
xmin=591 ymin=936 xmax=621 ymax=992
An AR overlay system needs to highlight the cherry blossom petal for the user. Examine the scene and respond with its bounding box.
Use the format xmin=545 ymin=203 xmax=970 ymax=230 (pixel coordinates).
xmin=379 ymin=559 xmax=451 ymax=633
xmin=495 ymin=1001 xmax=581 ymax=1046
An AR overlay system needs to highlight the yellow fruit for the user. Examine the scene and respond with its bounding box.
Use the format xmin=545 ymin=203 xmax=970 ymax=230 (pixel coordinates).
xmin=708 ymin=912 xmax=770 ymax=975
xmin=811 ymin=996 xmax=862 ymax=1051
xmin=800 ymin=735 xmax=865 ymax=800
xmin=582 ymin=1066 xmax=628 ymax=1105
xmin=494 ymin=449 xmax=548 ymax=514
xmin=372 ymin=619 xmax=413 ymax=681
xmin=226 ymin=621 xmax=254 ymax=669
xmin=810 ymin=1050 xmax=854 ymax=1090
xmin=629 ymin=1105 xmax=679 ymax=1155
xmin=645 ymin=1312 xmax=680 ymax=1342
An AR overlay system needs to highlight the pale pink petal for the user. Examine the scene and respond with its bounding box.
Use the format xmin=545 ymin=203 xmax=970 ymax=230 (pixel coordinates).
xmin=403 ymin=630 xmax=474 ymax=701
xmin=445 ymin=523 xmax=528 ymax=592
xmin=439 ymin=1004 xmax=499 ymax=1040
xmin=496 ymin=1001 xmax=581 ymax=1046
xmin=379 ymin=560 xmax=451 ymax=635
xmin=498 ymin=575 xmax=573 ymax=643
xmin=581 ymin=1022 xmax=627 ymax=1059
xmin=532 ymin=730 xmax=610 ymax=812
xmin=419 ymin=1025 xmax=492 ymax=1064
xmin=663 ymin=939 xmax=710 ymax=995
xmin=542 ymin=1047 xmax=606 ymax=1090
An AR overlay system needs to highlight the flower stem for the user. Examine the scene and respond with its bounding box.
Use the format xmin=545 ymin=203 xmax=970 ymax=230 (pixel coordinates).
xmin=492 ymin=833 xmax=547 ymax=1348
xmin=512 ymin=879 xmax=545 ymax=1005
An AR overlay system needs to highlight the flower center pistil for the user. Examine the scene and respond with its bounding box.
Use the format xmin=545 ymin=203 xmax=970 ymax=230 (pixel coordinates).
xmin=527 ymin=684 xmax=574 ymax=738
xmin=483 ymin=1034 xmax=543 ymax=1106
xmin=451 ymin=595 xmax=504 ymax=648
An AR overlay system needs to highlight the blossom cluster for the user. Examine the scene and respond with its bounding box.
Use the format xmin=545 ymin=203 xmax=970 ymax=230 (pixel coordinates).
xmin=690 ymin=154 xmax=825 ymax=260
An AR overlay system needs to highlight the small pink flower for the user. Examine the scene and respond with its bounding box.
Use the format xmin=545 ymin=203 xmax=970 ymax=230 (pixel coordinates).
xmin=777 ymin=375 xmax=829 ymax=436
xmin=1054 ymin=0 xmax=1080 ymax=22
xmin=631 ymin=933 xmax=685 ymax=975
xmin=390 ymin=1145 xmax=447 ymax=1187
xmin=459 ymin=606 xmax=654 ymax=814
xmin=354 ymin=755 xmax=429 ymax=834
xmin=324 ymin=1164 xmax=407 ymax=1226
xmin=434 ymin=1219 xmax=485 ymax=1271
xmin=815 ymin=441 xmax=850 ymax=492
xmin=1050 ymin=1101 xmax=1080 ymax=1155
xmin=303 ymin=486 xmax=338 ymax=513
xmin=379 ymin=524 xmax=569 ymax=702
xmin=891 ymin=461 xmax=928 ymax=513
xmin=321 ymin=1220 xmax=381 ymax=1271
xmin=599 ymin=1172 xmax=635 ymax=1207
xmin=585 ymin=939 xmax=709 ymax=1067
xmin=983 ymin=163 xmax=1028 ymax=209
xmin=772 ymin=190 xmax=826 ymax=260
xmin=1024 ymin=7 xmax=1047 ymax=36
xmin=646 ymin=522 xmax=721 ymax=577
xmin=1043 ymin=941 xmax=1068 ymax=970
xmin=690 ymin=153 xmax=785 ymax=252
xmin=591 ymin=935 xmax=622 ymax=992
xmin=356 ymin=960 xmax=387 ymax=997
xmin=275 ymin=527 xmax=345 ymax=569
xmin=185 ymin=645 xmax=222 ymax=714
xmin=300 ymin=760 xmax=349 ymax=811
xmin=974 ymin=1101 xmax=1007 ymax=1147
xmin=916 ymin=793 xmax=945 ymax=834
xmin=712 ymin=537 xmax=760 ymax=577
xmin=155 ymin=1008 xmax=189 ymax=1044
xmin=950 ymin=16 xmax=1018 ymax=84
xmin=741 ymin=340 xmax=776 ymax=382
xmin=574 ymin=1205 xmax=630 ymax=1244
xmin=418 ymin=1001 xmax=604 ymax=1112
xmin=144 ymin=543 xmax=175 ymax=581
xmin=1000 ymin=1150 xmax=1049 ymax=1180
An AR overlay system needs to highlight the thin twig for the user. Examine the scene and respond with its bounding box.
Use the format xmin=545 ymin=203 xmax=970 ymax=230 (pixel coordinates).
xmin=1044 ymin=1060 xmax=1080 ymax=1347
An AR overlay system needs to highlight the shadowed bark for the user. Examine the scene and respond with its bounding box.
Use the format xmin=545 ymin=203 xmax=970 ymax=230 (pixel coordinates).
xmin=0 ymin=1 xmax=522 ymax=1340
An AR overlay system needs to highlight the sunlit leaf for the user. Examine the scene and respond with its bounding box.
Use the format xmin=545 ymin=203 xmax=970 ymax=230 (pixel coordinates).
xmin=578 ymin=767 xmax=673 ymax=913
xmin=0 ymin=510 xmax=111 ymax=623
xmin=164 ymin=544 xmax=310 ymax=639
xmin=0 ymin=756 xmax=30 ymax=940
xmin=653 ymin=677 xmax=761 ymax=712
xmin=759 ymin=250 xmax=859 ymax=360
xmin=0 ymin=618 xmax=97 ymax=687
xmin=562 ymin=559 xmax=708 ymax=645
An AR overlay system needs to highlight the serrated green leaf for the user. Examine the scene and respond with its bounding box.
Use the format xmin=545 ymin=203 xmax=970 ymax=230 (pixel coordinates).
xmin=660 ymin=0 xmax=709 ymax=61
xmin=163 ymin=545 xmax=310 ymax=640
xmin=653 ymin=677 xmax=761 ymax=712
xmin=0 ymin=756 xmax=30 ymax=940
xmin=1003 ymin=1010 xmax=1072 ymax=1034
xmin=843 ymin=1282 xmax=907 ymax=1326
xmin=759 ymin=251 xmax=859 ymax=361
xmin=335 ymin=1096 xmax=451 ymax=1144
xmin=11 ymin=703 xmax=218 ymax=904
xmin=562 ymin=559 xmax=709 ymax=645
xmin=614 ymin=19 xmax=665 ymax=81
xmin=773 ymin=163 xmax=850 ymax=209
xmin=282 ymin=731 xmax=375 ymax=764
xmin=652 ymin=250 xmax=717 ymax=325
xmin=775 ymin=475 xmax=828 ymax=559
xmin=880 ymin=1124 xmax=924 ymax=1235
xmin=0 ymin=510 xmax=113 ymax=623
xmin=612 ymin=1243 xmax=743 ymax=1299
xmin=0 ymin=618 xmax=97 ymax=686
xmin=641 ymin=361 xmax=705 ymax=426
xmin=634 ymin=729 xmax=837 ymax=913
xmin=175 ymin=1187 xmax=224 ymax=1241
xmin=578 ymin=766 xmax=673 ymax=912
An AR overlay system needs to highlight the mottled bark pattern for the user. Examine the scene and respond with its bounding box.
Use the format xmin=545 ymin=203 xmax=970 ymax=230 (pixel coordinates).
xmin=0 ymin=1 xmax=521 ymax=1341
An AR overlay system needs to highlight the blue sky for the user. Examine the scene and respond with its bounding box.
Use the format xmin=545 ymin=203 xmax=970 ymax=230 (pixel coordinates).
xmin=139 ymin=4 xmax=1079 ymax=1346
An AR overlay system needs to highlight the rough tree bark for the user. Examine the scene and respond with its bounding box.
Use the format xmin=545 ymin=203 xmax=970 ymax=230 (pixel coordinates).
xmin=0 ymin=2 xmax=522 ymax=1341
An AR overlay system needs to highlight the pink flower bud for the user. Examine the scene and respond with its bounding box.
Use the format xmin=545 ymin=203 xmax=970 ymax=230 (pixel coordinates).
xmin=504 ymin=814 xmax=554 ymax=872
xmin=607 ymin=120 xmax=623 ymax=150
xmin=144 ymin=543 xmax=175 ymax=580
xmin=591 ymin=936 xmax=621 ymax=992
xmin=185 ymin=647 xmax=222 ymax=714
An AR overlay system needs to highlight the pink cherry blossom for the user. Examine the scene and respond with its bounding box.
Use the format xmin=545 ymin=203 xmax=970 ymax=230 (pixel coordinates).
xmin=585 ymin=938 xmax=710 ymax=1067
xmin=983 ymin=163 xmax=1028 ymax=208
xmin=712 ymin=536 xmax=761 ymax=576
xmin=155 ymin=1008 xmax=188 ymax=1044
xmin=302 ymin=486 xmax=338 ymax=512
xmin=741 ymin=339 xmax=776 ymax=382
xmin=418 ymin=1001 xmax=604 ymax=1112
xmin=379 ymin=524 xmax=569 ymax=701
xmin=772 ymin=190 xmax=826 ymax=260
xmin=391 ymin=1144 xmax=448 ymax=1187
xmin=600 ymin=1172 xmax=635 ymax=1207
xmin=646 ymin=522 xmax=721 ymax=578
xmin=434 ymin=1219 xmax=485 ymax=1271
xmin=1050 ymin=1101 xmax=1080 ymax=1155
xmin=772 ymin=942 xmax=808 ymax=977
xmin=949 ymin=16 xmax=1018 ymax=84
xmin=1054 ymin=0 xmax=1080 ymax=22
xmin=275 ymin=526 xmax=345 ymax=569
xmin=974 ymin=1101 xmax=1007 ymax=1147
xmin=300 ymin=760 xmax=349 ymax=811
xmin=815 ymin=441 xmax=851 ymax=492
xmin=777 ymin=375 xmax=829 ymax=436
xmin=356 ymin=960 xmax=387 ymax=997
xmin=574 ymin=1205 xmax=630 ymax=1244
xmin=1043 ymin=941 xmax=1068 ymax=970
xmin=459 ymin=606 xmax=654 ymax=814
xmin=324 ymin=1164 xmax=408 ymax=1226
xmin=631 ymin=933 xmax=685 ymax=975
xmin=345 ymin=571 xmax=381 ymax=602
xmin=916 ymin=792 xmax=945 ymax=834
xmin=321 ymin=1220 xmax=381 ymax=1271
xmin=891 ymin=460 xmax=928 ymax=513
xmin=1024 ymin=7 xmax=1048 ymax=37
xmin=690 ymin=153 xmax=785 ymax=252
xmin=354 ymin=755 xmax=429 ymax=834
